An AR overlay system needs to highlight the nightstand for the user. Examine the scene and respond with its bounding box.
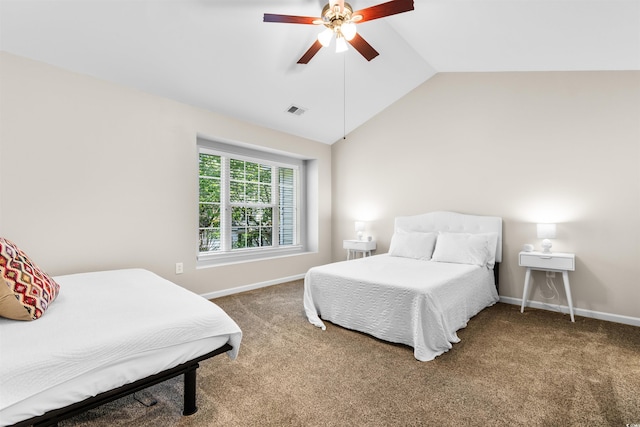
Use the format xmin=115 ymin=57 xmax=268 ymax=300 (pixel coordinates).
xmin=519 ymin=251 xmax=576 ymax=322
xmin=343 ymin=239 xmax=376 ymax=260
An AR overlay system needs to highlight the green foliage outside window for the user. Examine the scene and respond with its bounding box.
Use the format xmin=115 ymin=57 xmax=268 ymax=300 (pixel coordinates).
xmin=230 ymin=159 xmax=273 ymax=249
xmin=199 ymin=154 xmax=221 ymax=251
xmin=199 ymin=153 xmax=292 ymax=253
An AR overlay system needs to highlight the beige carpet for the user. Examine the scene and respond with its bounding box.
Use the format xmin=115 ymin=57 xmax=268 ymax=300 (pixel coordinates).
xmin=61 ymin=280 xmax=640 ymax=427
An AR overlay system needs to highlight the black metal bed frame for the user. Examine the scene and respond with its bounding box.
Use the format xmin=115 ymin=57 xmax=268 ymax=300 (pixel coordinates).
xmin=11 ymin=343 xmax=233 ymax=427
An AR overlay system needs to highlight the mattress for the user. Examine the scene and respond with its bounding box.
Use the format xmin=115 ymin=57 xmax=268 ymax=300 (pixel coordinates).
xmin=304 ymin=254 xmax=498 ymax=361
xmin=0 ymin=268 xmax=242 ymax=426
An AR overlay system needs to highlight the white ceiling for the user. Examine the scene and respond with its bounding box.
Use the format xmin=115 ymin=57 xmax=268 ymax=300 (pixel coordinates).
xmin=1 ymin=0 xmax=639 ymax=144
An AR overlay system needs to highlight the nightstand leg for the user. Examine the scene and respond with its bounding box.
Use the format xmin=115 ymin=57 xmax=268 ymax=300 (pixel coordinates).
xmin=521 ymin=268 xmax=532 ymax=313
xmin=562 ymin=271 xmax=575 ymax=322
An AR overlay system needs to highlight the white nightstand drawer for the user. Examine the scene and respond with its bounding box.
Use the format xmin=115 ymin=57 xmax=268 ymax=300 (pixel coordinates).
xmin=343 ymin=240 xmax=376 ymax=251
xmin=519 ymin=252 xmax=575 ymax=271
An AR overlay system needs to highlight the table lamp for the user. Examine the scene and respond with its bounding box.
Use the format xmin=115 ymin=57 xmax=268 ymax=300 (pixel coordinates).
xmin=355 ymin=221 xmax=365 ymax=240
xmin=536 ymin=223 xmax=556 ymax=254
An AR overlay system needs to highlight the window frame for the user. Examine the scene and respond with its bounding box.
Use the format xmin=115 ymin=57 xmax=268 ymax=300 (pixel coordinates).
xmin=197 ymin=138 xmax=307 ymax=267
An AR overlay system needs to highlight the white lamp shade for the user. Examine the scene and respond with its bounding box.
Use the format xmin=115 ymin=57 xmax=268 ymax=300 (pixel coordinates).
xmin=317 ymin=28 xmax=333 ymax=47
xmin=355 ymin=221 xmax=365 ymax=232
xmin=536 ymin=223 xmax=557 ymax=239
xmin=335 ymin=36 xmax=348 ymax=52
xmin=341 ymin=22 xmax=357 ymax=41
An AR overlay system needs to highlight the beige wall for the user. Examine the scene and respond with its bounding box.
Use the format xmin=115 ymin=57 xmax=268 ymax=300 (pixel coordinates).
xmin=0 ymin=52 xmax=332 ymax=295
xmin=2 ymin=52 xmax=639 ymax=320
xmin=332 ymin=71 xmax=640 ymax=319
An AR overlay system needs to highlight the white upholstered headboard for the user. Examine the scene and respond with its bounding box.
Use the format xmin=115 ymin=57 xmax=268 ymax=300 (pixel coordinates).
xmin=394 ymin=211 xmax=503 ymax=263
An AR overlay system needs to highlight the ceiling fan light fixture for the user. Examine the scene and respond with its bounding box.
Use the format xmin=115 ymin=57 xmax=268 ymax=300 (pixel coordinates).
xmin=264 ymin=0 xmax=414 ymax=64
xmin=318 ymin=28 xmax=333 ymax=47
xmin=335 ymin=35 xmax=348 ymax=53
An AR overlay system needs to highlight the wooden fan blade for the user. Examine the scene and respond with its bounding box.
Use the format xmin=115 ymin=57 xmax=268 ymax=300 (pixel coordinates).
xmin=297 ymin=40 xmax=324 ymax=64
xmin=348 ymin=33 xmax=379 ymax=61
xmin=353 ymin=0 xmax=414 ymax=22
xmin=263 ymin=13 xmax=318 ymax=25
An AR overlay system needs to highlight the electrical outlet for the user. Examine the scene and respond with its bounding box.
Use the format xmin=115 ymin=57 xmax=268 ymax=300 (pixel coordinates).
xmin=546 ymin=271 xmax=555 ymax=278
xmin=175 ymin=262 xmax=184 ymax=275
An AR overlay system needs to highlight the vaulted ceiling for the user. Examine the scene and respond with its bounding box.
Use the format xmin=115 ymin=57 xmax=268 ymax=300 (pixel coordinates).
xmin=2 ymin=0 xmax=638 ymax=144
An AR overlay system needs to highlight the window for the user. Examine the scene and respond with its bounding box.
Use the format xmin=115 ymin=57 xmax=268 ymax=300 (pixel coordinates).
xmin=198 ymin=138 xmax=306 ymax=265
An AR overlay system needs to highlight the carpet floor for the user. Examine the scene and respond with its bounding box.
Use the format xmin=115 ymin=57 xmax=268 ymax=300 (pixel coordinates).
xmin=60 ymin=280 xmax=640 ymax=427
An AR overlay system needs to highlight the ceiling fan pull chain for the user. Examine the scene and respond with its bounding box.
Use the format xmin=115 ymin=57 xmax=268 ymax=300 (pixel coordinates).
xmin=343 ymin=55 xmax=347 ymax=140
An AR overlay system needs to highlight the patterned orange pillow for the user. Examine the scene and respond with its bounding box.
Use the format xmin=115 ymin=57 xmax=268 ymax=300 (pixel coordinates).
xmin=0 ymin=238 xmax=60 ymax=320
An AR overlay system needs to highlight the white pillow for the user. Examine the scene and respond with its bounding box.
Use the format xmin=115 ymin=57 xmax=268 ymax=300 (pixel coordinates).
xmin=388 ymin=232 xmax=438 ymax=261
xmin=431 ymin=232 xmax=499 ymax=268
xmin=484 ymin=232 xmax=499 ymax=267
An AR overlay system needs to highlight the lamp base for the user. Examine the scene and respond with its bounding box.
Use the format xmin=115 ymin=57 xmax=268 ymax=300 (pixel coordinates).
xmin=541 ymin=239 xmax=552 ymax=254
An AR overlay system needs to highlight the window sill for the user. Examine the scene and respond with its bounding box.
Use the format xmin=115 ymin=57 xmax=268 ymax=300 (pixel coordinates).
xmin=197 ymin=245 xmax=306 ymax=268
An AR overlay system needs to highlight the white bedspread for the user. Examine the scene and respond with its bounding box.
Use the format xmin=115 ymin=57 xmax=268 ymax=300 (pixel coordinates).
xmin=304 ymin=255 xmax=498 ymax=361
xmin=0 ymin=268 xmax=242 ymax=426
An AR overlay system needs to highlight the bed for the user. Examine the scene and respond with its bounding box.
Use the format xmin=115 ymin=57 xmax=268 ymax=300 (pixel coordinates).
xmin=304 ymin=211 xmax=501 ymax=361
xmin=0 ymin=268 xmax=242 ymax=427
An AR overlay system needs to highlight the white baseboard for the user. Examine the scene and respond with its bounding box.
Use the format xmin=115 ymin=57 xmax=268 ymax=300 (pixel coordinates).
xmin=500 ymin=296 xmax=640 ymax=327
xmin=201 ymin=273 xmax=306 ymax=300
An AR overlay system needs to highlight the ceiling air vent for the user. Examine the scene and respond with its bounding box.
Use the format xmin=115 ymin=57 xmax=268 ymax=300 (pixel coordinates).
xmin=286 ymin=104 xmax=306 ymax=116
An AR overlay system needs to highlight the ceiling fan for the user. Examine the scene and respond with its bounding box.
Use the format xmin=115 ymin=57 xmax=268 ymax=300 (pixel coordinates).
xmin=264 ymin=0 xmax=414 ymax=64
